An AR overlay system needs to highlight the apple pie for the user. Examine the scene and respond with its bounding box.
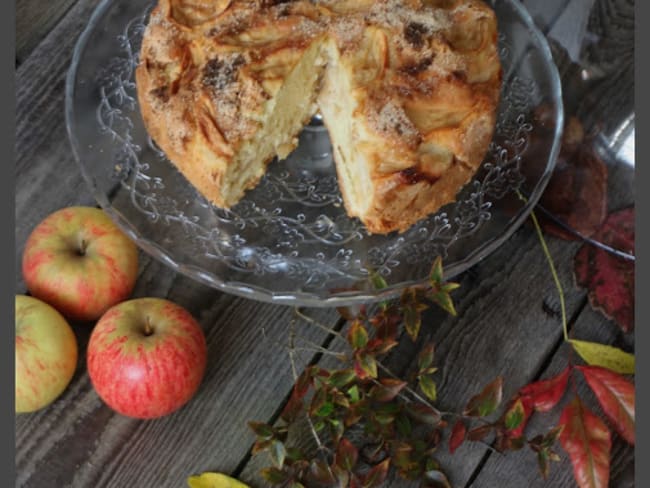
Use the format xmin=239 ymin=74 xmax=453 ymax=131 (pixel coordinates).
xmin=136 ymin=0 xmax=502 ymax=233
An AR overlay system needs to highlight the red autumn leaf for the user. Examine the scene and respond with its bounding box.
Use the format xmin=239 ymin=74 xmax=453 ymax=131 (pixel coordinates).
xmin=574 ymin=207 xmax=635 ymax=332
xmin=559 ymin=397 xmax=611 ymax=488
xmin=466 ymin=424 xmax=493 ymax=442
xmin=519 ymin=366 xmax=570 ymax=412
xmin=335 ymin=438 xmax=359 ymax=471
xmin=522 ymin=113 xmax=608 ymax=240
xmin=281 ymin=390 xmax=304 ymax=423
xmin=406 ymin=404 xmax=442 ymax=426
xmin=449 ymin=420 xmax=467 ymax=454
xmin=366 ymin=337 xmax=399 ymax=356
xmin=370 ymin=378 xmax=407 ymax=403
xmin=354 ymin=353 xmax=378 ymax=379
xmin=577 ymin=365 xmax=635 ymax=445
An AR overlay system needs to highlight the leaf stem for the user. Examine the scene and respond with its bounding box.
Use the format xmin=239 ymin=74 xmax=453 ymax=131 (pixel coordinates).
xmin=376 ymin=362 xmax=441 ymax=414
xmin=294 ymin=308 xmax=348 ymax=343
xmin=287 ymin=320 xmax=333 ymax=461
xmin=517 ymin=192 xmax=569 ymax=342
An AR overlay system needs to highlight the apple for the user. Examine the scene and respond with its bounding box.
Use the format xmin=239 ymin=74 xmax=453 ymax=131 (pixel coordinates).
xmin=22 ymin=206 xmax=139 ymax=322
xmin=15 ymin=295 xmax=78 ymax=413
xmin=87 ymin=298 xmax=207 ymax=419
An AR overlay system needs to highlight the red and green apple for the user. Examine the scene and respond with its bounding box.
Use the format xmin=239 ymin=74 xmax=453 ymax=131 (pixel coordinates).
xmin=15 ymin=294 xmax=78 ymax=413
xmin=87 ymin=298 xmax=207 ymax=419
xmin=22 ymin=206 xmax=139 ymax=322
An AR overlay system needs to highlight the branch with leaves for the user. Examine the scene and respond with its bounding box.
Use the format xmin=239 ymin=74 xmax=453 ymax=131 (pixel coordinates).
xmin=242 ymin=208 xmax=634 ymax=488
xmin=188 ymin=207 xmax=634 ymax=488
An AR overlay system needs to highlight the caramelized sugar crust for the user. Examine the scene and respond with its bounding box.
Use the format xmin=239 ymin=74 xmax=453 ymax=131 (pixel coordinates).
xmin=136 ymin=0 xmax=502 ymax=234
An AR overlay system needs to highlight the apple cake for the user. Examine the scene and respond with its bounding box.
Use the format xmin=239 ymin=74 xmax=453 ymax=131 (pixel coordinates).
xmin=136 ymin=0 xmax=502 ymax=234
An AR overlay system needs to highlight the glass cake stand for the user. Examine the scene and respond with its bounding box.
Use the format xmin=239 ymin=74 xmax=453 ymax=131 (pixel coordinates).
xmin=65 ymin=0 xmax=564 ymax=306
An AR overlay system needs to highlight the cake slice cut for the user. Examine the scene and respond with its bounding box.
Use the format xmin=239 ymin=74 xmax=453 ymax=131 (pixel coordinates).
xmin=136 ymin=0 xmax=502 ymax=234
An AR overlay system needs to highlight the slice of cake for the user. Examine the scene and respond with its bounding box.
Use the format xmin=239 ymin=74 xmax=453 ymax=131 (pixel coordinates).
xmin=136 ymin=0 xmax=502 ymax=234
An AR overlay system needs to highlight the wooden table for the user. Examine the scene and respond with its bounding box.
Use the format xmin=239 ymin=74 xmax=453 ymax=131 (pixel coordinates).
xmin=15 ymin=0 xmax=634 ymax=486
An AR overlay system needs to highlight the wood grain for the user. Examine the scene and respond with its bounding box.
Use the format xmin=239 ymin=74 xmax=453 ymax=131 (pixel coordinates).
xmin=15 ymin=0 xmax=80 ymax=65
xmin=15 ymin=0 xmax=103 ymax=291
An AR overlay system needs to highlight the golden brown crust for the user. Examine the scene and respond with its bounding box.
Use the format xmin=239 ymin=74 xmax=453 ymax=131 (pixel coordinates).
xmin=137 ymin=0 xmax=502 ymax=234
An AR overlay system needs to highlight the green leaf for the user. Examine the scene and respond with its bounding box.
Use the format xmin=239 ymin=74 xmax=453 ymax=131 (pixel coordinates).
xmin=504 ymin=398 xmax=526 ymax=430
xmin=310 ymin=387 xmax=328 ymax=417
xmin=347 ymin=385 xmax=360 ymax=403
xmin=419 ymin=375 xmax=438 ymax=402
xmin=429 ymin=256 xmax=445 ymax=284
xmin=329 ymin=418 xmax=345 ymax=443
xmin=570 ymin=340 xmax=635 ymax=374
xmin=314 ymin=402 xmax=335 ymax=417
xmin=248 ymin=421 xmax=274 ymax=440
xmin=430 ymin=292 xmax=457 ymax=316
xmin=269 ymin=440 xmax=287 ymax=469
xmin=348 ymin=320 xmax=369 ymax=350
xmin=441 ymin=282 xmax=461 ymax=294
xmin=418 ymin=342 xmax=436 ymax=372
xmin=396 ymin=412 xmax=413 ymax=437
xmin=537 ymin=449 xmax=550 ymax=480
xmin=355 ymin=353 xmax=378 ymax=379
xmin=260 ymin=467 xmax=289 ymax=485
xmin=371 ymin=272 xmax=389 ymax=290
xmin=313 ymin=419 xmax=326 ymax=432
xmin=187 ymin=473 xmax=250 ymax=488
xmin=370 ymin=272 xmax=390 ymax=310
xmin=464 ymin=376 xmax=503 ymax=417
xmin=401 ymin=288 xmax=428 ymax=342
xmin=542 ymin=425 xmax=564 ymax=448
xmin=286 ymin=447 xmax=306 ymax=462
xmin=329 ymin=369 xmax=357 ymax=389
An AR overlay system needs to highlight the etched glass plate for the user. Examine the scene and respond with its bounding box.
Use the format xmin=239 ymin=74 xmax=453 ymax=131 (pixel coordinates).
xmin=66 ymin=0 xmax=563 ymax=306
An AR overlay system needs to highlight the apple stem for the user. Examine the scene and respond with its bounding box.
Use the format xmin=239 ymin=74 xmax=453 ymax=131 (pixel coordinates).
xmin=78 ymin=238 xmax=87 ymax=256
xmin=144 ymin=316 xmax=154 ymax=336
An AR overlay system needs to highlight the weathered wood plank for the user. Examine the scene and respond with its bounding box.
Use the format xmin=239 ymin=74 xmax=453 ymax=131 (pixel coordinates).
xmin=466 ymin=306 xmax=634 ymax=488
xmin=15 ymin=0 xmax=80 ymax=65
xmin=15 ymin=0 xmax=104 ymax=291
xmin=16 ymin=256 xmax=341 ymax=487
